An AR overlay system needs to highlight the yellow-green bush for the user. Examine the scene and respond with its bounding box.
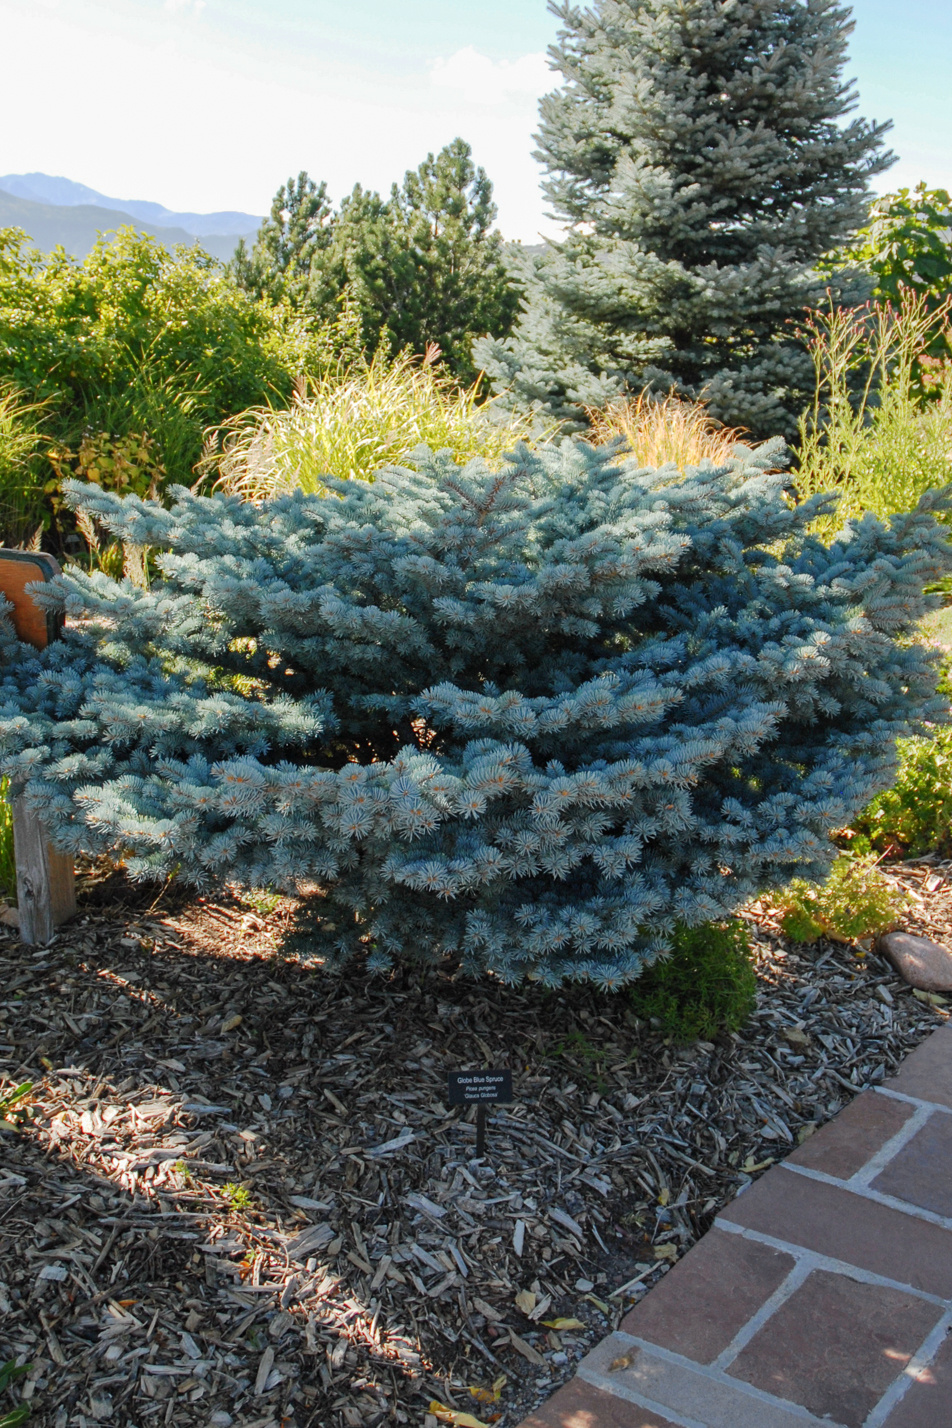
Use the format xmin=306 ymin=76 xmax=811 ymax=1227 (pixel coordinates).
xmin=856 ymin=729 xmax=952 ymax=858
xmin=777 ymin=853 xmax=907 ymax=944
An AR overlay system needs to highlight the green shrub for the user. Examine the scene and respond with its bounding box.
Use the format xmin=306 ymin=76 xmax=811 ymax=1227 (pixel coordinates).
xmin=832 ymin=183 xmax=952 ymax=372
xmin=777 ymin=853 xmax=907 ymax=943
xmin=856 ymin=728 xmax=952 ymax=857
xmin=628 ymin=921 xmax=757 ymax=1043
xmin=0 ymin=225 xmax=329 ymax=534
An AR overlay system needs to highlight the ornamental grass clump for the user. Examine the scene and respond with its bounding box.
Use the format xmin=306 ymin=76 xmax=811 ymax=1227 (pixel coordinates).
xmin=0 ymin=438 xmax=950 ymax=986
xmin=205 ymin=346 xmax=541 ymax=498
xmin=794 ymin=292 xmax=952 ymax=533
xmin=586 ymin=392 xmax=748 ymax=473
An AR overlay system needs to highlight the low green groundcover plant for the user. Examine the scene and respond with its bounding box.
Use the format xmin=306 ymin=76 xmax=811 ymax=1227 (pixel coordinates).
xmin=777 ymin=852 xmax=907 ymax=943
xmin=0 ymin=439 xmax=950 ymax=986
xmin=629 ymin=920 xmax=756 ymax=1042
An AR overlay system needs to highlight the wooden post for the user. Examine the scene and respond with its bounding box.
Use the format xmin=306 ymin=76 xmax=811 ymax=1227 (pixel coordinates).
xmin=0 ymin=549 xmax=76 ymax=945
xmin=12 ymin=795 xmax=77 ymax=944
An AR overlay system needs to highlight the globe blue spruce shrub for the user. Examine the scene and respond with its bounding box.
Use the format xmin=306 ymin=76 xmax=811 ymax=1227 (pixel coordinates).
xmin=0 ymin=440 xmax=950 ymax=987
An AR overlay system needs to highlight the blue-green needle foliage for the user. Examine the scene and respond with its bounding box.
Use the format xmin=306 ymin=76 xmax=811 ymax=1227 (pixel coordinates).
xmin=0 ymin=439 xmax=950 ymax=988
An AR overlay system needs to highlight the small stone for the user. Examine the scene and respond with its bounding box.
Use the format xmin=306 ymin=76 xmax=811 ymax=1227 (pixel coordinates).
xmin=878 ymin=931 xmax=952 ymax=992
xmin=575 ymin=1277 xmax=595 ymax=1291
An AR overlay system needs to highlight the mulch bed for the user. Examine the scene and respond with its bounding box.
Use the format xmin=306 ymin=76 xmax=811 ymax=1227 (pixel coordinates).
xmin=1 ymin=860 xmax=949 ymax=1428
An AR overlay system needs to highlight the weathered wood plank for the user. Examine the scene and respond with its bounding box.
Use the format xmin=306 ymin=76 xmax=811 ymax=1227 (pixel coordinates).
xmin=12 ymin=795 xmax=77 ymax=945
xmin=0 ymin=548 xmax=76 ymax=943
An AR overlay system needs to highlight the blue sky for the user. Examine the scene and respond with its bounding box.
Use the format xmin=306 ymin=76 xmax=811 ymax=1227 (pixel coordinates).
xmin=2 ymin=0 xmax=950 ymax=241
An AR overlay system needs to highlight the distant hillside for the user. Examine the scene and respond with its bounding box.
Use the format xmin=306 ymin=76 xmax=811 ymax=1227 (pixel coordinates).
xmin=0 ymin=172 xmax=262 ymax=239
xmin=0 ymin=190 xmax=254 ymax=263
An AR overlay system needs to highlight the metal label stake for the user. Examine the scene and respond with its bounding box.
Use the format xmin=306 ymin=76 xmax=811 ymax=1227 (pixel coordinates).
xmin=447 ymin=1069 xmax=513 ymax=1159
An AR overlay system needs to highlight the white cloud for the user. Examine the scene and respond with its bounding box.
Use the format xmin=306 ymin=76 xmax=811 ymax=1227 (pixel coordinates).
xmin=430 ymin=46 xmax=551 ymax=108
xmin=164 ymin=0 xmax=205 ymax=14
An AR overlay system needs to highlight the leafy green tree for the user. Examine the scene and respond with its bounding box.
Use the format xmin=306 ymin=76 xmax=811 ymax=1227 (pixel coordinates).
xmin=838 ymin=184 xmax=952 ymax=308
xmin=233 ymin=171 xmax=334 ymax=307
xmin=311 ymin=184 xmax=410 ymax=351
xmin=476 ymin=0 xmax=894 ymax=436
xmin=831 ymin=183 xmax=952 ymax=376
xmin=387 ymin=138 xmax=520 ymax=380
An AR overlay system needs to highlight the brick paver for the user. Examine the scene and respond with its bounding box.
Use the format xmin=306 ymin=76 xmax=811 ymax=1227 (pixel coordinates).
xmin=520 ymin=1376 xmax=684 ymax=1428
xmin=518 ymin=1020 xmax=952 ymax=1428
xmin=883 ymin=1021 xmax=952 ymax=1107
xmin=726 ymin=1269 xmax=942 ymax=1427
xmin=871 ymin=1109 xmax=952 ymax=1216
xmin=785 ymin=1088 xmax=915 ymax=1179
xmin=619 ymin=1227 xmax=794 ymax=1363
xmin=881 ymin=1331 xmax=952 ymax=1427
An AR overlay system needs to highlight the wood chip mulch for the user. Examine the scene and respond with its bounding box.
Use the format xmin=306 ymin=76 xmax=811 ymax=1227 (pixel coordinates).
xmin=1 ymin=861 xmax=949 ymax=1428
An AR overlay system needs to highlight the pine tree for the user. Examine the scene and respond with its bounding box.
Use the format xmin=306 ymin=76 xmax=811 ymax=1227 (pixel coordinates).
xmin=476 ymin=0 xmax=893 ymax=435
xmin=233 ymin=171 xmax=334 ymax=308
xmin=311 ymin=140 xmax=519 ymax=382
xmin=388 ymin=138 xmax=520 ymax=380
xmin=310 ymin=183 xmax=413 ymax=354
xmin=237 ymin=143 xmax=518 ymax=381
xmin=2 ymin=442 xmax=949 ymax=986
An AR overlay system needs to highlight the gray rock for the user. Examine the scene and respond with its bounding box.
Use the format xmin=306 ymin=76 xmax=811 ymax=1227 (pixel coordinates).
xmin=877 ymin=931 xmax=952 ymax=992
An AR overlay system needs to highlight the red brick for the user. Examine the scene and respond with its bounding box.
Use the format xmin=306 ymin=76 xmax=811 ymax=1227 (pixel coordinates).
xmin=882 ymin=1330 xmax=952 ymax=1427
xmin=872 ymin=1111 xmax=952 ymax=1217
xmin=883 ymin=1023 xmax=952 ymax=1110
xmin=727 ymin=1269 xmax=942 ymax=1428
xmin=787 ymin=1091 xmax=914 ymax=1180
xmin=518 ymin=1377 xmax=682 ymax=1428
xmin=620 ymin=1226 xmax=794 ymax=1363
xmin=718 ymin=1166 xmax=952 ymax=1296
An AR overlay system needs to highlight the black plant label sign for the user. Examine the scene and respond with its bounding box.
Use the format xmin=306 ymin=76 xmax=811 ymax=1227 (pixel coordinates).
xmin=446 ymin=1070 xmax=513 ymax=1106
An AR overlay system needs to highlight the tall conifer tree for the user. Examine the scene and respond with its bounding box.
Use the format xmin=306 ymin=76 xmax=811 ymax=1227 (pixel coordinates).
xmin=233 ymin=171 xmax=334 ymax=308
xmin=312 ymin=140 xmax=519 ymax=381
xmin=475 ymin=0 xmax=893 ymax=434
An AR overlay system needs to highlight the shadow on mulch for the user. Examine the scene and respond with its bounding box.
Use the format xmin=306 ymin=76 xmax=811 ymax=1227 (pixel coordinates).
xmin=0 ymin=868 xmax=947 ymax=1428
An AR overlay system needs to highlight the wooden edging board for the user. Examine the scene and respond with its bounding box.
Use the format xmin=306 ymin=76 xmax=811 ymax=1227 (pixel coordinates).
xmin=0 ymin=549 xmax=76 ymax=945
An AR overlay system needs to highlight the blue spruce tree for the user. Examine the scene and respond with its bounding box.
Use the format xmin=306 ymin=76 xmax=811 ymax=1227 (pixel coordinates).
xmin=476 ymin=0 xmax=893 ymax=436
xmin=1 ymin=441 xmax=948 ymax=986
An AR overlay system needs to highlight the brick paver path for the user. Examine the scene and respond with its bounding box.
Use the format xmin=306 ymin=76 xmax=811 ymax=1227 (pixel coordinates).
xmin=522 ymin=1021 xmax=952 ymax=1428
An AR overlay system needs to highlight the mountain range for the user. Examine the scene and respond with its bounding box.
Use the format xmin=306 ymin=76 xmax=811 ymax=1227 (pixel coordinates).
xmin=0 ymin=172 xmax=263 ymax=261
